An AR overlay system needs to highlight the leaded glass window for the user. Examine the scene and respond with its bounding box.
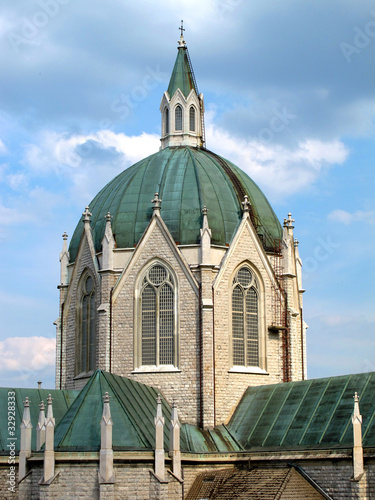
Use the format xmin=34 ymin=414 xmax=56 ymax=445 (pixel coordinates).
xmin=77 ymin=273 xmax=96 ymax=374
xmin=140 ymin=264 xmax=175 ymax=366
xmin=175 ymin=105 xmax=182 ymax=131
xmin=232 ymin=266 xmax=259 ymax=367
xmin=189 ymin=106 xmax=195 ymax=131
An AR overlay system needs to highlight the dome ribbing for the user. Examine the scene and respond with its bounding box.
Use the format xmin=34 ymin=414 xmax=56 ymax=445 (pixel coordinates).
xmin=69 ymin=146 xmax=282 ymax=262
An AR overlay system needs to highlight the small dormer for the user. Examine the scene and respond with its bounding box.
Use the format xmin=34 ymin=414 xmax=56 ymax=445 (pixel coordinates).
xmin=160 ymin=27 xmax=205 ymax=149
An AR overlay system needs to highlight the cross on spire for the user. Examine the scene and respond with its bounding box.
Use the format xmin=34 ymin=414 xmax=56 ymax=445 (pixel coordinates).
xmin=179 ymin=20 xmax=185 ymax=37
xmin=178 ymin=20 xmax=186 ymax=47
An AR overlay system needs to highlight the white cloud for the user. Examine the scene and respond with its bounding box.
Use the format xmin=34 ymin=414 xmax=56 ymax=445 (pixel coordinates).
xmin=0 ymin=336 xmax=55 ymax=372
xmin=7 ymin=172 xmax=28 ymax=191
xmin=0 ymin=138 xmax=7 ymax=155
xmin=22 ymin=129 xmax=160 ymax=204
xmin=328 ymin=209 xmax=375 ymax=225
xmin=205 ymin=116 xmax=349 ymax=197
xmin=24 ymin=129 xmax=160 ymax=172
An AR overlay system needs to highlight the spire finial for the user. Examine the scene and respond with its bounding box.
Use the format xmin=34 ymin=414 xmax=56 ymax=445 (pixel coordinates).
xmin=152 ymin=192 xmax=162 ymax=211
xmin=105 ymin=212 xmax=112 ymax=224
xmin=62 ymin=232 xmax=68 ymax=241
xmin=242 ymin=195 xmax=251 ymax=213
xmin=284 ymin=212 xmax=295 ymax=228
xmin=82 ymin=206 xmax=92 ymax=223
xmin=178 ymin=20 xmax=186 ymax=47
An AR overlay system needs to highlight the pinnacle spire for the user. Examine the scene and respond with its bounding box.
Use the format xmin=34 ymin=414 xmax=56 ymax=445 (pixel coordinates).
xmin=160 ymin=23 xmax=205 ymax=149
xmin=167 ymin=22 xmax=198 ymax=98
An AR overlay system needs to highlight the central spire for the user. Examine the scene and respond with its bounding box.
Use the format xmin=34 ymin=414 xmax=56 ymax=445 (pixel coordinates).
xmin=160 ymin=22 xmax=205 ymax=150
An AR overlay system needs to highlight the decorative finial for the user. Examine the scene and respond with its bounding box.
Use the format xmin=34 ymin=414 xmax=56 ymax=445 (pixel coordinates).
xmin=152 ymin=192 xmax=162 ymax=211
xmin=105 ymin=212 xmax=112 ymax=223
xmin=39 ymin=400 xmax=45 ymax=411
xmin=178 ymin=20 xmax=186 ymax=47
xmin=201 ymin=206 xmax=208 ymax=216
xmin=284 ymin=212 xmax=295 ymax=228
xmin=82 ymin=206 xmax=92 ymax=222
xmin=103 ymin=392 xmax=111 ymax=403
xmin=47 ymin=394 xmax=53 ymax=404
xmin=62 ymin=232 xmax=68 ymax=241
xmin=242 ymin=195 xmax=251 ymax=213
xmin=294 ymin=238 xmax=299 ymax=247
xmin=23 ymin=397 xmax=30 ymax=407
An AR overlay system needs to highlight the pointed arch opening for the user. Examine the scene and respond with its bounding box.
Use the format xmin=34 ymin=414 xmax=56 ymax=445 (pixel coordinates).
xmin=136 ymin=261 xmax=178 ymax=370
xmin=189 ymin=105 xmax=196 ymax=132
xmin=231 ymin=265 xmax=262 ymax=369
xmin=75 ymin=270 xmax=97 ymax=375
xmin=175 ymin=105 xmax=183 ymax=131
xmin=164 ymin=107 xmax=169 ymax=135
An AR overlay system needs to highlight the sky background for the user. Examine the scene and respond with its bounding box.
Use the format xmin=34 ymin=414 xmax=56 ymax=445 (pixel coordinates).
xmin=0 ymin=0 xmax=374 ymax=388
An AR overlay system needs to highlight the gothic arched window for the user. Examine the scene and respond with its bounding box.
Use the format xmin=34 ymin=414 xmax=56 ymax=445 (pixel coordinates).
xmin=139 ymin=263 xmax=176 ymax=367
xmin=175 ymin=105 xmax=182 ymax=131
xmin=189 ymin=106 xmax=196 ymax=131
xmin=76 ymin=273 xmax=97 ymax=374
xmin=232 ymin=266 xmax=259 ymax=367
xmin=164 ymin=107 xmax=169 ymax=135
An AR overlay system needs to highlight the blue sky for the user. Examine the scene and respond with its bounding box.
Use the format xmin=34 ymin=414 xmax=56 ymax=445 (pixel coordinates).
xmin=0 ymin=0 xmax=374 ymax=388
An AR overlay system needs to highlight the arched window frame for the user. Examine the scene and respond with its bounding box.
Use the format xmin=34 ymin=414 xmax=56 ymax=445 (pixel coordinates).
xmin=164 ymin=107 xmax=169 ymax=135
xmin=134 ymin=260 xmax=179 ymax=372
xmin=75 ymin=269 xmax=97 ymax=375
xmin=189 ymin=105 xmax=196 ymax=132
xmin=175 ymin=105 xmax=183 ymax=131
xmin=230 ymin=264 xmax=266 ymax=373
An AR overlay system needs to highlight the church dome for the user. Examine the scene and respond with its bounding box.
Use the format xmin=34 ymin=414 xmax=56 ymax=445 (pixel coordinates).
xmin=69 ymin=146 xmax=282 ymax=262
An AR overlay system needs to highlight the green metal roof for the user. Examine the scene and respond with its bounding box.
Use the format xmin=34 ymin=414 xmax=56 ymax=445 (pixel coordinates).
xmin=69 ymin=147 xmax=282 ymax=262
xmin=54 ymin=370 xmax=176 ymax=451
xmin=0 ymin=387 xmax=78 ymax=454
xmin=167 ymin=45 xmax=198 ymax=98
xmin=52 ymin=370 xmax=239 ymax=453
xmin=227 ymin=372 xmax=375 ymax=451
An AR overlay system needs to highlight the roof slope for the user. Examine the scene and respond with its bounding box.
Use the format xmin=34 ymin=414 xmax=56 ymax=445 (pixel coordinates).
xmin=228 ymin=372 xmax=375 ymax=451
xmin=0 ymin=387 xmax=78 ymax=454
xmin=52 ymin=370 xmax=240 ymax=453
xmin=186 ymin=467 xmax=327 ymax=499
xmin=167 ymin=44 xmax=197 ymax=98
xmin=69 ymin=147 xmax=282 ymax=262
xmin=54 ymin=370 xmax=174 ymax=451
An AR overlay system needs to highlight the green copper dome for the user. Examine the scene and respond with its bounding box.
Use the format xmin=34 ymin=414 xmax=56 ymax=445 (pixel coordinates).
xmin=69 ymin=146 xmax=282 ymax=262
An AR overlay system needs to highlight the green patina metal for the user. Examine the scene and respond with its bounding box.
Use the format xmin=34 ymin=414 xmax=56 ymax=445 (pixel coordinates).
xmin=51 ymin=370 xmax=237 ymax=453
xmin=167 ymin=44 xmax=197 ymax=98
xmin=0 ymin=387 xmax=78 ymax=454
xmin=69 ymin=146 xmax=282 ymax=262
xmin=53 ymin=370 xmax=175 ymax=451
xmin=2 ymin=371 xmax=374 ymax=455
xmin=228 ymin=372 xmax=375 ymax=451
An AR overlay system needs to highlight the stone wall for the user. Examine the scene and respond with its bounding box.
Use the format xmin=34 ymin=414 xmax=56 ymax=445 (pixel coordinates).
xmin=112 ymin=218 xmax=201 ymax=425
xmin=302 ymin=459 xmax=375 ymax=500
xmin=0 ymin=465 xmax=19 ymax=500
xmin=13 ymin=460 xmax=183 ymax=500
xmin=58 ymin=232 xmax=101 ymax=390
xmin=213 ymin=218 xmax=288 ymax=424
